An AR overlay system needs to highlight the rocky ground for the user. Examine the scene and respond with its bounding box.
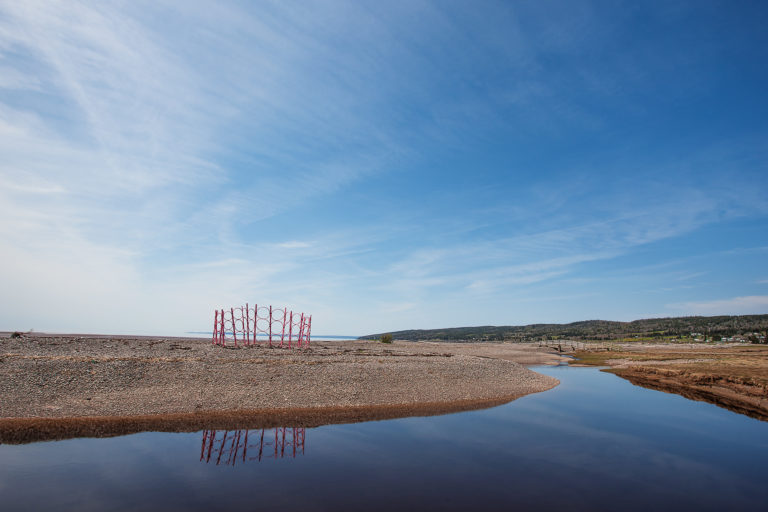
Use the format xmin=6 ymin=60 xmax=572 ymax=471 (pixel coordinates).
xmin=0 ymin=334 xmax=562 ymax=443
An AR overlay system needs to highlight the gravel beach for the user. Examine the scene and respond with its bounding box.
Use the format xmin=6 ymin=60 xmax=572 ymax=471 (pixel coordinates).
xmin=0 ymin=334 xmax=561 ymax=443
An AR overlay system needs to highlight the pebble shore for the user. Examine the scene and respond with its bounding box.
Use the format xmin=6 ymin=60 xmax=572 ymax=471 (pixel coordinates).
xmin=0 ymin=334 xmax=561 ymax=442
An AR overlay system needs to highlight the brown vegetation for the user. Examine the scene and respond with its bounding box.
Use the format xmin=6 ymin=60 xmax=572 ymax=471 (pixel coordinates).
xmin=573 ymin=344 xmax=768 ymax=421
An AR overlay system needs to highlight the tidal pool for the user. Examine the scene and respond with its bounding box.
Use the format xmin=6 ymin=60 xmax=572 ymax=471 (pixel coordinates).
xmin=1 ymin=366 xmax=766 ymax=511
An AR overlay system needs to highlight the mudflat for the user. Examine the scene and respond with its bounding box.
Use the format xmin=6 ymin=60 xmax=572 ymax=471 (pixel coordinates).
xmin=573 ymin=343 xmax=768 ymax=421
xmin=0 ymin=334 xmax=561 ymax=443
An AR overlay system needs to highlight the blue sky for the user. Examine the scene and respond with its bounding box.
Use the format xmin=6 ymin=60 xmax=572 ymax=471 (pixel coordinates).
xmin=1 ymin=1 xmax=767 ymax=336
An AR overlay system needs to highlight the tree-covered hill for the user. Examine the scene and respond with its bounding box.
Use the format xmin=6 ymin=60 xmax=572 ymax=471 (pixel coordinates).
xmin=359 ymin=315 xmax=768 ymax=342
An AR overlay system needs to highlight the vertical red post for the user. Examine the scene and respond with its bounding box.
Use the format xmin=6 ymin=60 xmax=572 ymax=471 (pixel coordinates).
xmin=212 ymin=310 xmax=219 ymax=345
xmin=298 ymin=313 xmax=305 ymax=348
xmin=245 ymin=303 xmax=251 ymax=346
xmin=268 ymin=305 xmax=273 ymax=347
xmin=220 ymin=309 xmax=226 ymax=346
xmin=222 ymin=309 xmax=228 ymax=348
xmin=281 ymin=308 xmax=287 ymax=347
xmin=231 ymin=308 xmax=237 ymax=348
xmin=218 ymin=309 xmax=223 ymax=346
xmin=242 ymin=306 xmax=247 ymax=345
xmin=288 ymin=311 xmax=293 ymax=348
xmin=306 ymin=315 xmax=312 ymax=347
xmin=239 ymin=306 xmax=245 ymax=345
xmin=254 ymin=304 xmax=258 ymax=343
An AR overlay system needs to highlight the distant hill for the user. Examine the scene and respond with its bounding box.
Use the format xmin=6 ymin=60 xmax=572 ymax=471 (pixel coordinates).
xmin=359 ymin=315 xmax=768 ymax=342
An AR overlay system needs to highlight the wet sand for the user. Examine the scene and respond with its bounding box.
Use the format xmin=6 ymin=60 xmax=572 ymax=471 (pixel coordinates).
xmin=0 ymin=334 xmax=563 ymax=443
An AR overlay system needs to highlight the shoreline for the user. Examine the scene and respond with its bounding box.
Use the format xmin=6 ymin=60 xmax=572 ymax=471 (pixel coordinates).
xmin=0 ymin=335 xmax=563 ymax=443
xmin=573 ymin=343 xmax=768 ymax=422
xmin=0 ymin=394 xmax=531 ymax=444
xmin=611 ymin=368 xmax=768 ymax=422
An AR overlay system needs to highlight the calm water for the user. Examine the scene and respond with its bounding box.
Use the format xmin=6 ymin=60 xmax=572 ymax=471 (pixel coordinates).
xmin=1 ymin=366 xmax=766 ymax=511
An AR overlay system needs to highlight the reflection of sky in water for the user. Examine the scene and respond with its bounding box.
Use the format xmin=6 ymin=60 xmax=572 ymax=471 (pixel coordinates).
xmin=1 ymin=367 xmax=766 ymax=511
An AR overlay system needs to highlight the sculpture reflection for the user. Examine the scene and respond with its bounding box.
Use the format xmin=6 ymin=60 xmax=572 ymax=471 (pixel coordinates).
xmin=200 ymin=428 xmax=306 ymax=465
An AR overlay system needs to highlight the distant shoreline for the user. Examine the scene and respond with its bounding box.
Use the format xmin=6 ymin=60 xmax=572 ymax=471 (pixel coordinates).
xmin=0 ymin=331 xmax=361 ymax=340
xmin=359 ymin=314 xmax=768 ymax=343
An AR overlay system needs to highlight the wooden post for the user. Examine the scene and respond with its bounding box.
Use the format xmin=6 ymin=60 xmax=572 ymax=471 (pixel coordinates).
xmin=298 ymin=313 xmax=305 ymax=348
xmin=268 ymin=305 xmax=273 ymax=348
xmin=245 ymin=303 xmax=251 ymax=345
xmin=231 ymin=308 xmax=237 ymax=348
xmin=212 ymin=310 xmax=219 ymax=345
xmin=288 ymin=311 xmax=293 ymax=349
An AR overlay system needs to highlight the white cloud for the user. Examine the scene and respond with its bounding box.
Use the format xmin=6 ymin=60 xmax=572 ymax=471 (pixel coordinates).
xmin=380 ymin=302 xmax=417 ymax=314
xmin=0 ymin=1 xmax=407 ymax=333
xmin=276 ymin=241 xmax=312 ymax=249
xmin=668 ymin=296 xmax=768 ymax=316
xmin=0 ymin=2 xmax=766 ymax=336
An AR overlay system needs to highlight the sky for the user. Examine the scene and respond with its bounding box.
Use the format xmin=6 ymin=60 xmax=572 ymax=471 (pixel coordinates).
xmin=1 ymin=0 xmax=767 ymax=336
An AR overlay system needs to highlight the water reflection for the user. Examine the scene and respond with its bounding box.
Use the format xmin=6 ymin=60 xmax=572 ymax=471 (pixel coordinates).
xmin=200 ymin=428 xmax=306 ymax=465
xmin=1 ymin=367 xmax=767 ymax=511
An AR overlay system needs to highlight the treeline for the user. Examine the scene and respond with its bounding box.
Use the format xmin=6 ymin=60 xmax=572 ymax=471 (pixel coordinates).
xmin=359 ymin=314 xmax=768 ymax=342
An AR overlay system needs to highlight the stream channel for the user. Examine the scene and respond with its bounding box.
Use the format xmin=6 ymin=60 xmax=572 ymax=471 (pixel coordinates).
xmin=1 ymin=365 xmax=766 ymax=511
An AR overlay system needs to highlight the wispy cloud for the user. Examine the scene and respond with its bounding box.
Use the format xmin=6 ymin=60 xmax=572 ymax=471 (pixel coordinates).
xmin=0 ymin=2 xmax=766 ymax=334
xmin=379 ymin=178 xmax=750 ymax=297
xmin=276 ymin=241 xmax=312 ymax=249
xmin=380 ymin=302 xmax=417 ymax=314
xmin=0 ymin=1 xmax=411 ymax=246
xmin=668 ymin=296 xmax=768 ymax=316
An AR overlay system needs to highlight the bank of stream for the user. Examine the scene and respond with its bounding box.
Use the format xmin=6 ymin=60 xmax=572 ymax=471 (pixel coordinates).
xmin=1 ymin=365 xmax=766 ymax=511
